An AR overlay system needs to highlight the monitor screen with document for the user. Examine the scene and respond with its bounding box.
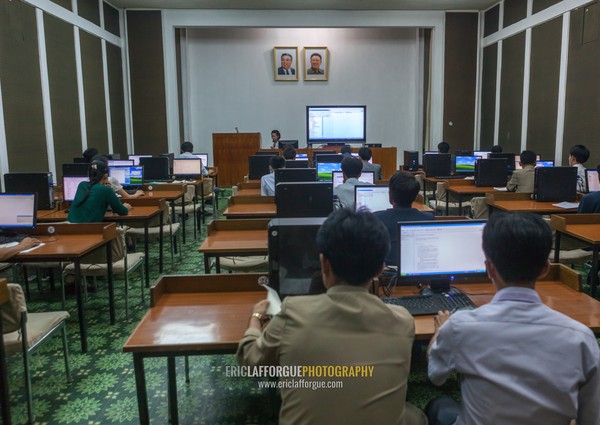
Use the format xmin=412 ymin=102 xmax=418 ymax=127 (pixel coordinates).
xmin=108 ymin=166 xmax=144 ymax=186
xmin=586 ymin=169 xmax=600 ymax=192
xmin=354 ymin=185 xmax=391 ymax=212
xmin=63 ymin=176 xmax=89 ymax=201
xmin=332 ymin=171 xmax=374 ymax=188
xmin=173 ymin=158 xmax=202 ymax=177
xmin=0 ymin=193 xmax=37 ymax=229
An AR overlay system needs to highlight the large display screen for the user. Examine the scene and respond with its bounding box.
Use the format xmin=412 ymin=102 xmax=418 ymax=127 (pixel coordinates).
xmin=307 ymin=105 xmax=366 ymax=143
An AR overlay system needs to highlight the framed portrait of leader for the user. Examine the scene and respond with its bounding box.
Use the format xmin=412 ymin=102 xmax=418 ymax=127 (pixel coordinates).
xmin=304 ymin=47 xmax=328 ymax=81
xmin=274 ymin=47 xmax=299 ymax=81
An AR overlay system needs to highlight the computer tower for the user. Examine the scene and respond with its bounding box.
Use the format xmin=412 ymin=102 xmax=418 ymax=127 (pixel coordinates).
xmin=474 ymin=159 xmax=508 ymax=187
xmin=4 ymin=173 xmax=54 ymax=210
xmin=248 ymin=155 xmax=272 ymax=180
xmin=534 ymin=166 xmax=577 ymax=202
xmin=423 ymin=153 xmax=451 ymax=177
xmin=275 ymin=182 xmax=333 ymax=218
xmin=268 ymin=217 xmax=326 ymax=297
xmin=403 ymin=150 xmax=419 ymax=171
xmin=275 ymin=168 xmax=317 ymax=185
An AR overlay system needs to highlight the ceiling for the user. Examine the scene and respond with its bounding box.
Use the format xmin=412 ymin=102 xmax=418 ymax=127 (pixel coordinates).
xmin=109 ymin=0 xmax=498 ymax=11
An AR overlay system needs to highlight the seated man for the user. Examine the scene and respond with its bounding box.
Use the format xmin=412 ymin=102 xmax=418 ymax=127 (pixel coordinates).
xmin=578 ymin=163 xmax=600 ymax=213
xmin=437 ymin=141 xmax=450 ymax=154
xmin=358 ymin=146 xmax=382 ymax=180
xmin=178 ymin=141 xmax=211 ymax=177
xmin=374 ymin=171 xmax=434 ymax=266
xmin=507 ymin=149 xmax=536 ymax=193
xmin=282 ymin=147 xmax=296 ymax=160
xmin=260 ymin=155 xmax=285 ymax=196
xmin=334 ymin=157 xmax=371 ymax=209
xmin=340 ymin=144 xmax=353 ymax=159
xmin=427 ymin=212 xmax=600 ymax=425
xmin=237 ymin=209 xmax=427 ymax=425
xmin=569 ymin=144 xmax=590 ymax=193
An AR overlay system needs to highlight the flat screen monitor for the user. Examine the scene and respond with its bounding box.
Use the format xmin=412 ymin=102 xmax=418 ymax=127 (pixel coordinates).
xmin=275 ymin=168 xmax=317 ymax=185
xmin=73 ymin=157 xmax=88 ymax=163
xmin=354 ymin=185 xmax=391 ymax=212
xmin=4 ymin=173 xmax=53 ymax=210
xmin=474 ymin=158 xmax=508 ymax=187
xmin=140 ymin=157 xmax=170 ymax=181
xmin=473 ymin=151 xmax=490 ymax=159
xmin=489 ymin=153 xmax=516 ymax=173
xmin=275 ymin=182 xmax=333 ymax=218
xmin=350 ymin=152 xmax=372 ymax=164
xmin=285 ymin=160 xmax=309 ymax=169
xmin=108 ymin=166 xmax=144 ymax=186
xmin=316 ymin=162 xmax=342 ymax=181
xmin=296 ymin=153 xmax=308 ymax=159
xmin=514 ymin=154 xmax=542 ymax=170
xmin=332 ymin=171 xmax=374 ymax=188
xmin=455 ymin=156 xmax=480 ymax=174
xmin=534 ymin=166 xmax=577 ymax=202
xmin=312 ymin=150 xmax=337 ymax=164
xmin=587 ymin=169 xmax=600 ymax=192
xmin=278 ymin=140 xmax=299 ymax=149
xmin=254 ymin=151 xmax=279 ymax=156
xmin=248 ymin=155 xmax=272 ymax=180
xmin=307 ymin=105 xmax=366 ymax=144
xmin=398 ymin=220 xmax=487 ymax=283
xmin=0 ymin=193 xmax=37 ymax=230
xmin=128 ymin=154 xmax=152 ymax=166
xmin=62 ymin=163 xmax=89 ymax=177
xmin=424 ymin=151 xmax=438 ymax=155
xmin=423 ymin=153 xmax=452 ymax=177
xmin=192 ymin=153 xmax=209 ymax=167
xmin=173 ymin=158 xmax=202 ymax=177
xmin=108 ymin=160 xmax=134 ymax=167
xmin=63 ymin=176 xmax=88 ymax=201
xmin=536 ymin=160 xmax=554 ymax=168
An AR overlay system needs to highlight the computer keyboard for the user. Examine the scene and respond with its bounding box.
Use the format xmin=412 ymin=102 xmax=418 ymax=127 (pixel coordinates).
xmin=0 ymin=233 xmax=26 ymax=245
xmin=383 ymin=287 xmax=475 ymax=316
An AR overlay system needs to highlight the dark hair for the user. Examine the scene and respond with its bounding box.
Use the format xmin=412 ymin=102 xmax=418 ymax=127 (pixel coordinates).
xmin=74 ymin=156 xmax=109 ymax=207
xmin=181 ymin=141 xmax=194 ymax=153
xmin=340 ymin=145 xmax=352 ymax=155
xmin=491 ymin=145 xmax=503 ymax=153
xmin=388 ymin=171 xmax=420 ymax=207
xmin=358 ymin=147 xmax=372 ymax=161
xmin=437 ymin=141 xmax=450 ymax=154
xmin=82 ymin=148 xmax=98 ymax=163
xmin=271 ymin=130 xmax=281 ymax=139
xmin=282 ymin=147 xmax=296 ymax=160
xmin=316 ymin=209 xmax=389 ymax=285
xmin=310 ymin=53 xmax=322 ymax=61
xmin=519 ymin=150 xmax=536 ymax=165
xmin=482 ymin=213 xmax=552 ymax=284
xmin=269 ymin=156 xmax=286 ymax=170
xmin=569 ymin=145 xmax=590 ymax=164
xmin=281 ymin=53 xmax=292 ymax=60
xmin=341 ymin=157 xmax=362 ymax=179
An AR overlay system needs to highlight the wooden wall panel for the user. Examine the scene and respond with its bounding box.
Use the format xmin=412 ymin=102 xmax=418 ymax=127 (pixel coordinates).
xmin=498 ymin=32 xmax=525 ymax=154
xmin=480 ymin=44 xmax=498 ymax=148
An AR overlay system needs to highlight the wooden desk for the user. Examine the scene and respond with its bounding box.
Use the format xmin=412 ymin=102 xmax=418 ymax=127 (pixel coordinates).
xmin=445 ymin=180 xmax=497 ymax=215
xmin=0 ymin=279 xmax=11 ymax=424
xmin=236 ymin=188 xmax=260 ymax=196
xmin=551 ymin=214 xmax=600 ymax=296
xmin=423 ymin=176 xmax=464 ymax=202
xmin=124 ymin=266 xmax=600 ymax=424
xmin=223 ymin=196 xmax=276 ymax=219
xmin=8 ymin=223 xmax=117 ymax=353
xmin=485 ymin=192 xmax=578 ymax=214
xmin=198 ymin=219 xmax=269 ymax=273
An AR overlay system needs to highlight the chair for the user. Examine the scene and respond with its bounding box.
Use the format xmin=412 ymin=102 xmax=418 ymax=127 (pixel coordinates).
xmin=428 ymin=181 xmax=472 ymax=216
xmin=470 ymin=196 xmax=489 ymax=219
xmin=2 ymin=283 xmax=70 ymax=424
xmin=63 ymin=228 xmax=145 ymax=316
xmin=218 ymin=255 xmax=269 ymax=273
xmin=175 ymin=184 xmax=200 ymax=239
xmin=126 ymin=209 xmax=182 ymax=267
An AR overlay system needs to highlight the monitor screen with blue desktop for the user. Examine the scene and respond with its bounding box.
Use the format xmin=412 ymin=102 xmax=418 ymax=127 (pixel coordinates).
xmin=108 ymin=166 xmax=144 ymax=186
xmin=63 ymin=176 xmax=89 ymax=202
xmin=317 ymin=162 xmax=342 ymax=181
xmin=354 ymin=185 xmax=391 ymax=212
xmin=398 ymin=221 xmax=487 ymax=282
xmin=0 ymin=193 xmax=37 ymax=229
xmin=307 ymin=105 xmax=366 ymax=143
xmin=296 ymin=153 xmax=308 ymax=159
xmin=455 ymin=156 xmax=480 ymax=173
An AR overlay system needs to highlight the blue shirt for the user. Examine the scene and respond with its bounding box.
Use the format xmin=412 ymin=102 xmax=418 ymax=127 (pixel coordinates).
xmin=261 ymin=173 xmax=275 ymax=196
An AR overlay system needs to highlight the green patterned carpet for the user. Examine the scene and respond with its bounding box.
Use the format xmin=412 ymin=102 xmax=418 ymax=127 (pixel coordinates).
xmin=1 ymin=192 xmax=596 ymax=424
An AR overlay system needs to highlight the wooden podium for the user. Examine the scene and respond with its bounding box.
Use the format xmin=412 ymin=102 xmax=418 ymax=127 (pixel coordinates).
xmin=213 ymin=133 xmax=261 ymax=186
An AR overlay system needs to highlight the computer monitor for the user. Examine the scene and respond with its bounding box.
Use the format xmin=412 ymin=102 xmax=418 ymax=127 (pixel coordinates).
xmin=306 ymin=105 xmax=366 ymax=144
xmin=275 ymin=182 xmax=333 ymax=218
xmin=4 ymin=173 xmax=53 ymax=210
xmin=423 ymin=153 xmax=452 ymax=177
xmin=534 ymin=166 xmax=577 ymax=202
xmin=62 ymin=163 xmax=89 ymax=177
xmin=172 ymin=158 xmax=203 ymax=178
xmin=424 ymin=151 xmax=438 ymax=155
xmin=354 ymin=185 xmax=391 ymax=212
xmin=73 ymin=157 xmax=88 ymax=164
xmin=514 ymin=154 xmax=542 ymax=170
xmin=254 ymin=151 xmax=279 ymax=156
xmin=332 ymin=171 xmax=374 ymax=188
xmin=128 ymin=154 xmax=152 ymax=166
xmin=285 ymin=160 xmax=309 ymax=169
xmin=274 ymin=168 xmax=317 ymax=185
xmin=455 ymin=156 xmax=480 ymax=174
xmin=473 ymin=150 xmax=490 ymax=159
xmin=278 ymin=140 xmax=299 ymax=149
xmin=248 ymin=155 xmax=272 ymax=180
xmin=140 ymin=157 xmax=170 ymax=181
xmin=161 ymin=153 xmax=175 ymax=173
xmin=108 ymin=159 xmax=134 ymax=167
xmin=192 ymin=153 xmax=209 ymax=167
xmin=0 ymin=193 xmax=37 ymax=230
xmin=63 ymin=176 xmax=88 ymax=202
xmin=398 ymin=220 xmax=487 ymax=283
xmin=316 ymin=162 xmax=342 ymax=182
xmin=474 ymin=158 xmax=508 ymax=187
xmin=350 ymin=152 xmax=372 ymax=164
xmin=586 ymin=169 xmax=600 ymax=192
xmin=535 ymin=160 xmax=554 ymax=168
xmin=108 ymin=166 xmax=144 ymax=186
xmin=489 ymin=153 xmax=516 ymax=173
xmin=268 ymin=217 xmax=326 ymax=297
xmin=296 ymin=153 xmax=308 ymax=159
xmin=311 ymin=150 xmax=337 ymax=164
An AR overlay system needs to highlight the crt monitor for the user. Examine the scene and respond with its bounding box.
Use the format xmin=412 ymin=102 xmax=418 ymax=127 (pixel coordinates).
xmin=278 ymin=140 xmax=299 ymax=149
xmin=173 ymin=158 xmax=203 ymax=177
xmin=398 ymin=220 xmax=487 ymax=283
xmin=108 ymin=159 xmax=134 ymax=167
xmin=192 ymin=153 xmax=209 ymax=167
xmin=0 ymin=193 xmax=37 ymax=230
xmin=354 ymin=185 xmax=392 ymax=212
xmin=140 ymin=157 xmax=170 ymax=181
xmin=455 ymin=156 xmax=480 ymax=174
xmin=586 ymin=169 xmax=600 ymax=193
xmin=332 ymin=171 xmax=374 ymax=188
xmin=274 ymin=168 xmax=317 ymax=185
xmin=128 ymin=154 xmax=152 ymax=166
xmin=63 ymin=176 xmax=88 ymax=202
xmin=534 ymin=166 xmax=577 ymax=202
xmin=108 ymin=166 xmax=144 ymax=186
xmin=306 ymin=105 xmax=366 ymax=144
xmin=4 ymin=173 xmax=53 ymax=210
xmin=62 ymin=163 xmax=89 ymax=177
xmin=275 ymin=182 xmax=333 ymax=218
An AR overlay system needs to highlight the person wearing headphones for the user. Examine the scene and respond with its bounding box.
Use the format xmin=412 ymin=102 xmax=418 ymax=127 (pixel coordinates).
xmin=68 ymin=157 xmax=131 ymax=223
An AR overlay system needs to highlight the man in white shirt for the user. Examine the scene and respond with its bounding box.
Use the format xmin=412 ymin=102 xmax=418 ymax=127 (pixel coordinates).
xmin=178 ymin=141 xmax=209 ymax=177
xmin=261 ymin=156 xmax=286 ymax=196
xmin=568 ymin=144 xmax=590 ymax=193
xmin=334 ymin=157 xmax=372 ymax=209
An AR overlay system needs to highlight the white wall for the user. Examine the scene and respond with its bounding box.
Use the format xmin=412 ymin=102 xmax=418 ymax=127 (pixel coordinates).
xmin=184 ymin=27 xmax=421 ymax=158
